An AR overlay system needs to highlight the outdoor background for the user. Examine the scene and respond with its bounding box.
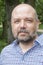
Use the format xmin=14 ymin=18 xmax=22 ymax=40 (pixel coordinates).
xmin=0 ymin=0 xmax=43 ymax=52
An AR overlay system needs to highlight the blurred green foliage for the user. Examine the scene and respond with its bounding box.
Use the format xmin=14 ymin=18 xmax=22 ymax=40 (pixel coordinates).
xmin=0 ymin=27 xmax=3 ymax=37
xmin=35 ymin=0 xmax=43 ymax=23
xmin=0 ymin=39 xmax=7 ymax=52
xmin=0 ymin=0 xmax=6 ymax=23
xmin=39 ymin=24 xmax=43 ymax=29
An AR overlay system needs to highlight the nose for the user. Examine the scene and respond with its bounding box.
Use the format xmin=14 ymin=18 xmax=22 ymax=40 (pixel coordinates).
xmin=20 ymin=19 xmax=26 ymax=28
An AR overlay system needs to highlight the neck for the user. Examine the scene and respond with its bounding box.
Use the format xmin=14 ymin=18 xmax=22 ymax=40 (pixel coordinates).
xmin=19 ymin=40 xmax=34 ymax=53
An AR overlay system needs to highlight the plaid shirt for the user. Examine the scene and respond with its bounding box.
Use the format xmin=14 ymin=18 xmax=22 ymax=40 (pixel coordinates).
xmin=1 ymin=34 xmax=43 ymax=65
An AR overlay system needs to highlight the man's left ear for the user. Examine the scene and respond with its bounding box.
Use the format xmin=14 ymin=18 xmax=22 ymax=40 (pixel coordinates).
xmin=36 ymin=19 xmax=41 ymax=29
xmin=38 ymin=19 xmax=41 ymax=25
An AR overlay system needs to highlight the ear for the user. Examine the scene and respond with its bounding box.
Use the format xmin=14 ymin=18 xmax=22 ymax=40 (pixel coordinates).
xmin=36 ymin=19 xmax=41 ymax=29
xmin=38 ymin=19 xmax=41 ymax=25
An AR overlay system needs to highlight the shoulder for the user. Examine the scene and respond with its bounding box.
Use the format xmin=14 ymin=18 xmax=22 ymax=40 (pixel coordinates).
xmin=35 ymin=34 xmax=43 ymax=54
xmin=37 ymin=34 xmax=43 ymax=40
xmin=1 ymin=40 xmax=17 ymax=55
xmin=36 ymin=34 xmax=43 ymax=46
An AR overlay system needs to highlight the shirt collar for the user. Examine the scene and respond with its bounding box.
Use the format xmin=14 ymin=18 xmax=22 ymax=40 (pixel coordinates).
xmin=12 ymin=35 xmax=43 ymax=54
xmin=35 ymin=34 xmax=43 ymax=46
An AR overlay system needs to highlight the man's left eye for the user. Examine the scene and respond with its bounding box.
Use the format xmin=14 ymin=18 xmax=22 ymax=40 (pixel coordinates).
xmin=26 ymin=19 xmax=32 ymax=23
xmin=25 ymin=18 xmax=33 ymax=23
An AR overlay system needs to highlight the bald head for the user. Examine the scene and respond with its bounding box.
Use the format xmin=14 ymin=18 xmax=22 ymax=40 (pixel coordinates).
xmin=11 ymin=4 xmax=39 ymax=22
xmin=12 ymin=4 xmax=35 ymax=13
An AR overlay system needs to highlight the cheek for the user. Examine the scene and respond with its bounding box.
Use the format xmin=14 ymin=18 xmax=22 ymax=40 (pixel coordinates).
xmin=11 ymin=23 xmax=20 ymax=35
xmin=13 ymin=27 xmax=17 ymax=34
xmin=27 ymin=23 xmax=37 ymax=32
xmin=11 ymin=24 xmax=16 ymax=34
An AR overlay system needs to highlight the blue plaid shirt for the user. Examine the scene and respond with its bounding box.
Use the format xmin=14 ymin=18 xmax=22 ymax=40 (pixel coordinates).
xmin=1 ymin=34 xmax=43 ymax=65
xmin=0 ymin=54 xmax=1 ymax=65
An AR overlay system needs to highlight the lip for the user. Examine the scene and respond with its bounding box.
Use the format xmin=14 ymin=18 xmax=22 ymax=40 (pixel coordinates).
xmin=19 ymin=32 xmax=27 ymax=35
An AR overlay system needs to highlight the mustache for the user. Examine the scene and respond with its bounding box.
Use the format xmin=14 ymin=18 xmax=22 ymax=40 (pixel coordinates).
xmin=18 ymin=29 xmax=29 ymax=34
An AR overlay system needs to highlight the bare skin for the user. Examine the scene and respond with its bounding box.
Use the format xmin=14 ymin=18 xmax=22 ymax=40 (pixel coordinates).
xmin=11 ymin=4 xmax=40 ymax=53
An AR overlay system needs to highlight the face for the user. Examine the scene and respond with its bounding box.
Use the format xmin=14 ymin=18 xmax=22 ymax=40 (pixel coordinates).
xmin=11 ymin=5 xmax=39 ymax=42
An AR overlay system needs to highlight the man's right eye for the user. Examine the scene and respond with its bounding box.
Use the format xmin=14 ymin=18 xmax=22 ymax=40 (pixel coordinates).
xmin=14 ymin=20 xmax=20 ymax=23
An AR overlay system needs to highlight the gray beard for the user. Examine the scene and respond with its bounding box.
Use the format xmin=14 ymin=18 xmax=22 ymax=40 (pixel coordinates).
xmin=17 ymin=35 xmax=36 ymax=44
xmin=14 ymin=29 xmax=37 ymax=44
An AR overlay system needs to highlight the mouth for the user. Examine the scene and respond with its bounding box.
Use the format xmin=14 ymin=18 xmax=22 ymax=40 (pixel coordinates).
xmin=19 ymin=32 xmax=27 ymax=36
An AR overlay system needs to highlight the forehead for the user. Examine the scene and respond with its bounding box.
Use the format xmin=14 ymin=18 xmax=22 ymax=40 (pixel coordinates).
xmin=12 ymin=4 xmax=36 ymax=19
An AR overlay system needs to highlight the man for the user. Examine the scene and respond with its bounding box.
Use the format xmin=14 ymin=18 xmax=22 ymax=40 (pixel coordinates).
xmin=1 ymin=4 xmax=43 ymax=65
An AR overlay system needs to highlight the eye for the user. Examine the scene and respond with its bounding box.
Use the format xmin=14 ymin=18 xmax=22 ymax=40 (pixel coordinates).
xmin=25 ymin=18 xmax=33 ymax=23
xmin=27 ymin=20 xmax=32 ymax=23
xmin=14 ymin=19 xmax=20 ymax=24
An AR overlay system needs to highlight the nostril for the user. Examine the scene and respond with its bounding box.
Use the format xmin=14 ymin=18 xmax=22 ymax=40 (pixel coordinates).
xmin=20 ymin=26 xmax=26 ymax=29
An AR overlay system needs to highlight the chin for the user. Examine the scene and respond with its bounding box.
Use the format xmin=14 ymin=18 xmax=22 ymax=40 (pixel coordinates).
xmin=17 ymin=35 xmax=36 ymax=43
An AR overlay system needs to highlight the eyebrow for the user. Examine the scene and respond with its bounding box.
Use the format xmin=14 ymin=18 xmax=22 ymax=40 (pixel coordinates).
xmin=13 ymin=17 xmax=34 ymax=20
xmin=24 ymin=17 xmax=34 ymax=20
xmin=13 ymin=18 xmax=21 ymax=21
